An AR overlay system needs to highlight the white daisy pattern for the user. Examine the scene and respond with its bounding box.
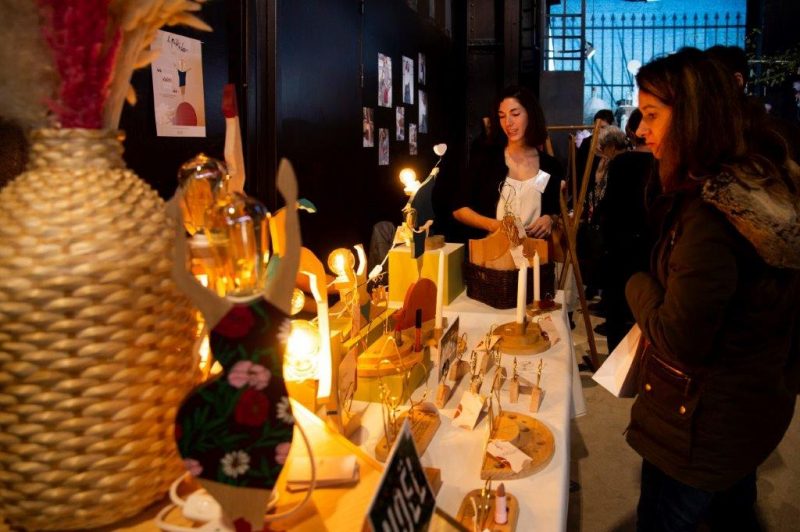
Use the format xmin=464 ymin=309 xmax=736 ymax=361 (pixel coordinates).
xmin=220 ymin=450 xmax=250 ymax=478
xmin=276 ymin=318 xmax=291 ymax=347
xmin=276 ymin=396 xmax=294 ymax=424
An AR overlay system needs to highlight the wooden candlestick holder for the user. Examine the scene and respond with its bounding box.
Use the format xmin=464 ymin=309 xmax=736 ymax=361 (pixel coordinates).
xmin=526 ymin=299 xmax=562 ymax=318
xmin=495 ymin=319 xmax=551 ymax=355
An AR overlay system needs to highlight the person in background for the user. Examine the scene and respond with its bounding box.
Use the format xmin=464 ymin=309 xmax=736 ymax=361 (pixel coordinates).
xmin=626 ymin=47 xmax=800 ymax=531
xmin=453 ymin=85 xmax=563 ymax=242
xmin=576 ymin=108 xmax=615 ymax=200
xmin=579 ymin=125 xmax=628 ymax=317
xmin=707 ymin=44 xmax=800 ymax=163
xmin=595 ymin=109 xmax=656 ymax=351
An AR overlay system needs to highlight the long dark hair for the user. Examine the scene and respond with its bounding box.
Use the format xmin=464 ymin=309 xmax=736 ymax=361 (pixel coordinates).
xmin=491 ymin=85 xmax=548 ymax=148
xmin=636 ymin=48 xmax=747 ymax=190
xmin=636 ymin=47 xmax=799 ymax=193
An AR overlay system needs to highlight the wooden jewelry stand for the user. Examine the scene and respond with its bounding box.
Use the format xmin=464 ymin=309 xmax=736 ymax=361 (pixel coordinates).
xmin=495 ymin=319 xmax=551 ymax=355
xmin=375 ymin=407 xmax=441 ymax=462
xmin=456 ymin=489 xmax=519 ymax=532
xmin=481 ymin=412 xmax=554 ymax=480
xmin=435 ymin=358 xmax=469 ymax=408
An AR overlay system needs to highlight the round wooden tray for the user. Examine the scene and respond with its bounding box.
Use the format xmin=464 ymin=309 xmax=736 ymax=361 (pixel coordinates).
xmin=495 ymin=320 xmax=551 ymax=355
xmin=481 ymin=411 xmax=554 ymax=480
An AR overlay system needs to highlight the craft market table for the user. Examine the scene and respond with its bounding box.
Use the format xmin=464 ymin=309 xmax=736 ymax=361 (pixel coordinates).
xmin=351 ymin=290 xmax=586 ymax=532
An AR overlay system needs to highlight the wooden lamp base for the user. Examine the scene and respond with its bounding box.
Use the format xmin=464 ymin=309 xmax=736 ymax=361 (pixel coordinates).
xmin=495 ymin=320 xmax=551 ymax=355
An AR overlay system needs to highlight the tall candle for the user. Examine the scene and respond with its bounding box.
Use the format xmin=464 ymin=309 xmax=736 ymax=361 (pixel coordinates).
xmin=533 ymin=250 xmax=540 ymax=303
xmin=435 ymin=249 xmax=445 ymax=329
xmin=516 ymin=260 xmax=527 ymax=324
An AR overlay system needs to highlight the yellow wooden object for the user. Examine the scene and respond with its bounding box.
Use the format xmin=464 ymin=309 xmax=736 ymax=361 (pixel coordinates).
xmin=388 ymin=242 xmax=465 ymax=306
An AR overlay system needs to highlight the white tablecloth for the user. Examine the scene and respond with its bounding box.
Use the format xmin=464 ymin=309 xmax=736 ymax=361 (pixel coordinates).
xmin=351 ymin=290 xmax=585 ymax=531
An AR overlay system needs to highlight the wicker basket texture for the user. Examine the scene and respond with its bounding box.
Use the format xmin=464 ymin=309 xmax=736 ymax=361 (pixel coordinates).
xmin=463 ymin=261 xmax=556 ymax=309
xmin=0 ymin=129 xmax=199 ymax=530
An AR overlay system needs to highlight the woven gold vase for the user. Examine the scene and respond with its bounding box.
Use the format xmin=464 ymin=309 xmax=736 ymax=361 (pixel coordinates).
xmin=0 ymin=129 xmax=199 ymax=529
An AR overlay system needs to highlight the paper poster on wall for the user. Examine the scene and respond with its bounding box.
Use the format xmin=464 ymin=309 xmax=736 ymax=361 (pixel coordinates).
xmin=150 ymin=30 xmax=206 ymax=137
xmin=395 ymin=107 xmax=405 ymax=141
xmin=363 ymin=107 xmax=374 ymax=147
xmin=378 ymin=53 xmax=392 ymax=108
xmin=378 ymin=128 xmax=390 ymax=165
xmin=418 ymin=53 xmax=426 ymax=84
xmin=418 ymin=90 xmax=428 ymax=134
xmin=402 ymin=56 xmax=414 ymax=105
xmin=409 ymin=123 xmax=418 ymax=155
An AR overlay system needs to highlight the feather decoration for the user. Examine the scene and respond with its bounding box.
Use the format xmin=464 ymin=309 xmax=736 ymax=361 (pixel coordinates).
xmin=0 ymin=0 xmax=58 ymax=129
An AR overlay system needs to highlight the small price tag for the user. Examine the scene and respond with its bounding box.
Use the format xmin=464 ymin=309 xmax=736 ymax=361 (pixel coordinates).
xmin=487 ymin=439 xmax=532 ymax=473
xmin=452 ymin=391 xmax=486 ymax=430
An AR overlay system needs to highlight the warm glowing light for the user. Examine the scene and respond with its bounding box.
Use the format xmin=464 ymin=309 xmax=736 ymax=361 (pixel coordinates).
xmin=285 ymin=320 xmax=320 ymax=382
xmin=433 ymin=143 xmax=447 ymax=157
xmin=290 ymin=288 xmax=306 ymax=315
xmin=327 ymin=248 xmax=355 ymax=281
xmin=399 ymin=168 xmax=421 ymax=195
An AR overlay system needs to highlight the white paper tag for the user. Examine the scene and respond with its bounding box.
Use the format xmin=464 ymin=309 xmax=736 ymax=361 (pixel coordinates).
xmin=486 ymin=439 xmax=532 ymax=473
xmin=533 ymin=170 xmax=551 ymax=194
xmin=452 ymin=391 xmax=486 ymax=430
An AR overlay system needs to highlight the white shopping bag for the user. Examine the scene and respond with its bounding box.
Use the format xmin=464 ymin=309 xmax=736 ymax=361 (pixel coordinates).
xmin=592 ymin=324 xmax=644 ymax=398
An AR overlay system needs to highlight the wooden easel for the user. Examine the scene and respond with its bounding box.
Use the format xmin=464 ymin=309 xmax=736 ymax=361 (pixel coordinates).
xmin=546 ymin=121 xmax=604 ymax=370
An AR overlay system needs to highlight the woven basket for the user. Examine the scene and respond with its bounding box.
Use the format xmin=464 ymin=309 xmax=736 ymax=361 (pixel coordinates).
xmin=0 ymin=129 xmax=199 ymax=530
xmin=463 ymin=261 xmax=556 ymax=309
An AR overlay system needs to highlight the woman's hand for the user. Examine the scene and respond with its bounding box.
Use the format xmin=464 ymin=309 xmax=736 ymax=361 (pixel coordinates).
xmin=525 ymin=214 xmax=553 ymax=239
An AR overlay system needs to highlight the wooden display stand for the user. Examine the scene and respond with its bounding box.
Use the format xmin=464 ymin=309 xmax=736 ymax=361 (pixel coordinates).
xmin=481 ymin=412 xmax=555 ymax=480
xmin=455 ymin=488 xmax=519 ymax=532
xmin=495 ymin=320 xmax=551 ymax=355
xmin=374 ymin=408 xmax=441 ymax=462
xmin=388 ymin=243 xmax=465 ymax=306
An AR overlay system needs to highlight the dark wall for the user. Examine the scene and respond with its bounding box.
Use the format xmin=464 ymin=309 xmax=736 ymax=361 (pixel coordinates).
xmin=120 ymin=0 xmax=238 ymax=199
xmin=276 ymin=0 xmax=466 ymax=260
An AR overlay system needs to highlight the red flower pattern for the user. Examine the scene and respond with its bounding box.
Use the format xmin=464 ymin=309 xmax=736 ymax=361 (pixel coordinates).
xmin=234 ymin=388 xmax=270 ymax=427
xmin=215 ymin=305 xmax=256 ymax=338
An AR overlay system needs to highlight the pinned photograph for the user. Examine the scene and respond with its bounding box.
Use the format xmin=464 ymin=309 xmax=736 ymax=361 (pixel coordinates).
xmin=395 ymin=107 xmax=405 ymax=141
xmin=379 ymin=128 xmax=390 ymax=165
xmin=363 ymin=107 xmax=374 ymax=147
xmin=418 ymin=90 xmax=428 ymax=133
xmin=151 ymin=30 xmax=206 ymax=137
xmin=378 ymin=53 xmax=392 ymax=108
xmin=418 ymin=52 xmax=426 ymax=84
xmin=402 ymin=56 xmax=414 ymax=105
xmin=409 ymin=123 xmax=418 ymax=155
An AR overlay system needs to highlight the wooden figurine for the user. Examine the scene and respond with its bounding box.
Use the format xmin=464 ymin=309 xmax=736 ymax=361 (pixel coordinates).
xmin=509 ymin=357 xmax=520 ymax=404
xmin=170 ymin=159 xmax=301 ymax=530
xmin=529 ymin=359 xmax=544 ymax=413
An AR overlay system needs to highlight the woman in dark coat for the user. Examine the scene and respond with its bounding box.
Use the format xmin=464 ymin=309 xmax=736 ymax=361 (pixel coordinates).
xmin=626 ymin=47 xmax=800 ymax=531
xmin=453 ymin=86 xmax=563 ymax=242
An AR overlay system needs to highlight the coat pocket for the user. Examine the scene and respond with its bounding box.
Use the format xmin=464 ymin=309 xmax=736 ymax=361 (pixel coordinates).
xmin=631 ymin=348 xmax=702 ymax=462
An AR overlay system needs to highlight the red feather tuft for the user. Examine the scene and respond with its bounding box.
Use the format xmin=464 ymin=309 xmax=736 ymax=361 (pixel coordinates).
xmin=37 ymin=0 xmax=120 ymax=129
